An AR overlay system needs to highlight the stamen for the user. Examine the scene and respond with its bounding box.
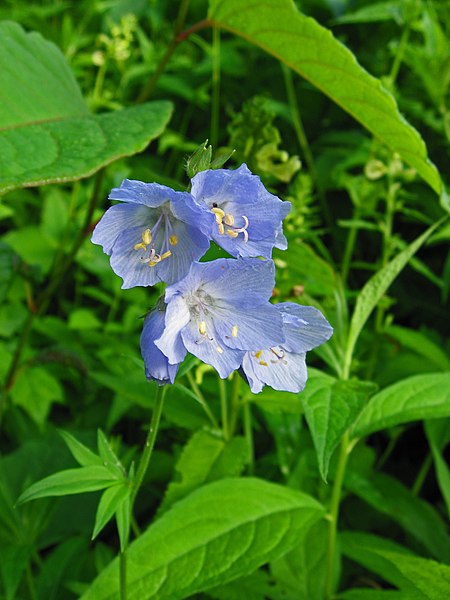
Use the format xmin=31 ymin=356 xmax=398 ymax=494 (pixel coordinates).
xmin=134 ymin=242 xmax=147 ymax=251
xmin=224 ymin=213 xmax=234 ymax=226
xmin=218 ymin=223 xmax=225 ymax=235
xmin=259 ymin=360 xmax=268 ymax=366
xmin=160 ymin=251 xmax=172 ymax=260
xmin=169 ymin=235 xmax=178 ymax=246
xmin=231 ymin=325 xmax=238 ymax=338
xmin=199 ymin=321 xmax=207 ymax=335
xmin=211 ymin=207 xmax=225 ymax=223
xmin=226 ymin=229 xmax=239 ymax=238
xmin=216 ymin=346 xmax=223 ymax=354
xmin=142 ymin=229 xmax=152 ymax=245
xmin=255 ymin=350 xmax=262 ymax=359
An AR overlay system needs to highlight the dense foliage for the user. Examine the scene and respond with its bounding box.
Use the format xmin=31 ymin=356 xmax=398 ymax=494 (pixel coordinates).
xmin=0 ymin=1 xmax=449 ymax=599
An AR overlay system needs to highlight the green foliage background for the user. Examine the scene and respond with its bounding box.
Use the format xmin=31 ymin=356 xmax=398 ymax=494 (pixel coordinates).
xmin=0 ymin=1 xmax=449 ymax=599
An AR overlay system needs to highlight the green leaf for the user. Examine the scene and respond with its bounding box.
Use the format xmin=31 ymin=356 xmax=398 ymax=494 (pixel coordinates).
xmin=0 ymin=21 xmax=173 ymax=194
xmin=352 ymin=373 xmax=450 ymax=438
xmin=339 ymin=590 xmax=424 ymax=600
xmin=346 ymin=221 xmax=442 ymax=361
xmin=58 ymin=430 xmax=102 ymax=468
xmin=301 ymin=371 xmax=375 ymax=480
xmin=384 ymin=325 xmax=450 ymax=371
xmin=208 ymin=0 xmax=442 ymax=196
xmin=80 ymin=478 xmax=325 ymax=600
xmin=425 ymin=419 xmax=450 ymax=519
xmin=17 ymin=466 xmax=121 ymax=504
xmin=11 ymin=366 xmax=64 ymax=427
xmin=93 ymin=484 xmax=131 ymax=541
xmin=345 ymin=470 xmax=450 ymax=562
xmin=340 ymin=531 xmax=450 ymax=600
xmin=159 ymin=430 xmax=248 ymax=513
xmin=0 ymin=544 xmax=34 ymax=600
xmin=97 ymin=430 xmax=124 ymax=478
xmin=116 ymin=486 xmax=131 ymax=553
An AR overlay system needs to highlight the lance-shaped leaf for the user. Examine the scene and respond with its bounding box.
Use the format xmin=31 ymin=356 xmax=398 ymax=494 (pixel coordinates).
xmin=208 ymin=0 xmax=442 ymax=197
xmin=80 ymin=478 xmax=324 ymax=600
xmin=0 ymin=21 xmax=173 ymax=194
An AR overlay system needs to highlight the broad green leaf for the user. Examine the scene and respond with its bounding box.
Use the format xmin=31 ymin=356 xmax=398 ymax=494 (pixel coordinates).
xmin=270 ymin=520 xmax=329 ymax=600
xmin=346 ymin=221 xmax=442 ymax=361
xmin=80 ymin=478 xmax=324 ymax=600
xmin=207 ymin=570 xmax=273 ymax=600
xmin=352 ymin=373 xmax=450 ymax=438
xmin=17 ymin=466 xmax=121 ymax=504
xmin=301 ymin=371 xmax=375 ymax=480
xmin=208 ymin=0 xmax=442 ymax=196
xmin=93 ymin=484 xmax=131 ymax=540
xmin=345 ymin=469 xmax=450 ymax=562
xmin=0 ymin=21 xmax=173 ymax=194
xmin=384 ymin=325 xmax=450 ymax=371
xmin=97 ymin=430 xmax=124 ymax=479
xmin=341 ymin=531 xmax=450 ymax=600
xmin=425 ymin=419 xmax=450 ymax=518
xmin=159 ymin=430 xmax=248 ymax=513
xmin=58 ymin=430 xmax=102 ymax=468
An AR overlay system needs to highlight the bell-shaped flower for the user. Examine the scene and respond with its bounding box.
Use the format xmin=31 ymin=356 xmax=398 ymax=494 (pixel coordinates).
xmin=92 ymin=179 xmax=214 ymax=288
xmin=242 ymin=303 xmax=333 ymax=393
xmin=140 ymin=300 xmax=179 ymax=385
xmin=155 ymin=258 xmax=285 ymax=379
xmin=190 ymin=164 xmax=291 ymax=259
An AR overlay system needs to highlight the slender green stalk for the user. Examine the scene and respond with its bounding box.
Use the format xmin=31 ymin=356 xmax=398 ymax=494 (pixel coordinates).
xmin=324 ymin=431 xmax=351 ymax=600
xmin=219 ymin=378 xmax=229 ymax=440
xmin=26 ymin=561 xmax=37 ymax=600
xmin=228 ymin=371 xmax=241 ymax=438
xmin=243 ymin=401 xmax=254 ymax=475
xmin=340 ymin=210 xmax=360 ymax=286
xmin=388 ymin=26 xmax=411 ymax=85
xmin=210 ymin=26 xmax=221 ymax=149
xmin=120 ymin=385 xmax=167 ymax=599
xmin=412 ymin=452 xmax=433 ymax=497
xmin=186 ymin=371 xmax=219 ymax=428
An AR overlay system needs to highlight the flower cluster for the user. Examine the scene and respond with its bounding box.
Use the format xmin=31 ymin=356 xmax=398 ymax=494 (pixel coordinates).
xmin=93 ymin=164 xmax=332 ymax=393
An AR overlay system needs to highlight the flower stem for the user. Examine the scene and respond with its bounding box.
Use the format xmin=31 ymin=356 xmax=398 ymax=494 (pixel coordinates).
xmin=186 ymin=371 xmax=219 ymax=428
xmin=243 ymin=401 xmax=254 ymax=474
xmin=228 ymin=371 xmax=241 ymax=438
xmin=324 ymin=431 xmax=351 ymax=600
xmin=120 ymin=385 xmax=167 ymax=599
xmin=219 ymin=378 xmax=229 ymax=440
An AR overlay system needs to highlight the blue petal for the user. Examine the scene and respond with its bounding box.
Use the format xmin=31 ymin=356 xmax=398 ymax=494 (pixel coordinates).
xmin=140 ymin=307 xmax=179 ymax=384
xmin=277 ymin=303 xmax=333 ymax=353
xmin=91 ymin=204 xmax=150 ymax=255
xmin=109 ymin=180 xmax=182 ymax=208
xmin=180 ymin=319 xmax=245 ymax=379
xmin=170 ymin=193 xmax=215 ymax=238
xmin=242 ymin=349 xmax=308 ymax=393
xmin=155 ymin=295 xmax=190 ymax=365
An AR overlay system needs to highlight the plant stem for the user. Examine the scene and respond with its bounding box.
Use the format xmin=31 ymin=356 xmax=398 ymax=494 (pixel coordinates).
xmin=389 ymin=25 xmax=410 ymax=85
xmin=210 ymin=26 xmax=221 ymax=149
xmin=219 ymin=378 xmax=228 ymax=440
xmin=243 ymin=401 xmax=254 ymax=474
xmin=186 ymin=371 xmax=219 ymax=428
xmin=412 ymin=452 xmax=433 ymax=497
xmin=324 ymin=431 xmax=351 ymax=600
xmin=120 ymin=385 xmax=167 ymax=599
xmin=228 ymin=371 xmax=241 ymax=438
xmin=341 ymin=210 xmax=360 ymax=286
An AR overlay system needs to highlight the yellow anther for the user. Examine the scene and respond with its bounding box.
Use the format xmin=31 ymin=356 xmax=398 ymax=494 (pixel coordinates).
xmin=255 ymin=350 xmax=262 ymax=359
xmin=224 ymin=213 xmax=235 ymax=226
xmin=231 ymin=325 xmax=238 ymax=338
xmin=142 ymin=228 xmax=152 ymax=245
xmin=160 ymin=251 xmax=172 ymax=260
xmin=199 ymin=321 xmax=207 ymax=335
xmin=259 ymin=360 xmax=268 ymax=367
xmin=216 ymin=346 xmax=224 ymax=354
xmin=134 ymin=242 xmax=147 ymax=251
xmin=218 ymin=223 xmax=225 ymax=235
xmin=211 ymin=207 xmax=225 ymax=223
xmin=169 ymin=235 xmax=178 ymax=246
xmin=148 ymin=260 xmax=159 ymax=267
xmin=226 ymin=229 xmax=239 ymax=238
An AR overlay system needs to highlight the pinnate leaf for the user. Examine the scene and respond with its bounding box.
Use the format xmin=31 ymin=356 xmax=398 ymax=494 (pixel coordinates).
xmin=208 ymin=0 xmax=442 ymax=196
xmin=80 ymin=478 xmax=324 ymax=600
xmin=58 ymin=430 xmax=101 ymax=468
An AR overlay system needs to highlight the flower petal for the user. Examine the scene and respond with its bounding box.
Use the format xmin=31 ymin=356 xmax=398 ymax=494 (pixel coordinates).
xmin=155 ymin=295 xmax=190 ymax=365
xmin=109 ymin=180 xmax=179 ymax=208
xmin=277 ymin=303 xmax=333 ymax=353
xmin=140 ymin=307 xmax=179 ymax=384
xmin=91 ymin=204 xmax=150 ymax=255
xmin=242 ymin=350 xmax=308 ymax=393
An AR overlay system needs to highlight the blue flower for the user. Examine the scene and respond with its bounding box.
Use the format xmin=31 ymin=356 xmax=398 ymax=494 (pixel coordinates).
xmin=190 ymin=164 xmax=291 ymax=259
xmin=140 ymin=300 xmax=179 ymax=385
xmin=241 ymin=303 xmax=333 ymax=393
xmin=92 ymin=179 xmax=214 ymax=288
xmin=155 ymin=258 xmax=285 ymax=379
